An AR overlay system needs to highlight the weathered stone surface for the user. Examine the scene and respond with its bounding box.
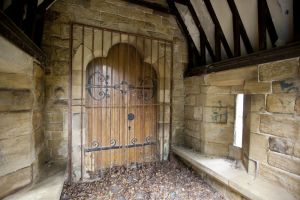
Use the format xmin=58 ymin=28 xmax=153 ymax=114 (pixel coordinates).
xmin=249 ymin=113 xmax=260 ymax=133
xmin=202 ymin=123 xmax=233 ymax=144
xmin=250 ymin=94 xmax=265 ymax=112
xmin=294 ymin=142 xmax=300 ymax=158
xmin=184 ymin=106 xmax=202 ymax=120
xmin=203 ymin=107 xmax=228 ymax=123
xmin=230 ymin=85 xmax=244 ymax=94
xmin=295 ymin=96 xmax=300 ymax=114
xmin=204 ymin=66 xmax=257 ymax=86
xmin=185 ymin=95 xmax=196 ymax=105
xmin=243 ymin=80 xmax=271 ymax=94
xmin=266 ymin=94 xmax=296 ymax=114
xmin=249 ymin=133 xmax=268 ymax=163
xmin=0 ymin=36 xmax=33 ymax=75
xmin=272 ymin=79 xmax=300 ymax=93
xmin=0 ymin=166 xmax=32 ymax=199
xmin=184 ymin=128 xmax=201 ymax=139
xmin=260 ymin=114 xmax=299 ymax=139
xmin=197 ymin=94 xmax=235 ymax=108
xmin=228 ymin=145 xmax=242 ymax=160
xmin=0 ymin=112 xmax=32 ymax=139
xmin=268 ymin=151 xmax=300 ymax=176
xmin=201 ymin=141 xmax=229 ymax=157
xmin=259 ymin=58 xmax=299 ymax=81
xmin=0 ymin=134 xmax=33 ymax=176
xmin=0 ymin=90 xmax=33 ymax=112
xmin=269 ymin=137 xmax=293 ymax=156
xmin=185 ymin=120 xmax=201 ymax=131
xmin=0 ymin=73 xmax=32 ymax=90
xmin=184 ymin=135 xmax=201 ymax=151
xmin=200 ymin=86 xmax=231 ymax=94
xmin=259 ymin=163 xmax=300 ymax=196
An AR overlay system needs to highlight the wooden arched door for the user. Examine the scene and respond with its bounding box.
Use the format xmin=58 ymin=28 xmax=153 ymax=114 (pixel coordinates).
xmin=85 ymin=43 xmax=157 ymax=171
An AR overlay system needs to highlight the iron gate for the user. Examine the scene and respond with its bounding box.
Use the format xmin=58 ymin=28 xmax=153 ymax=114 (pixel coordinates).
xmin=70 ymin=23 xmax=173 ymax=178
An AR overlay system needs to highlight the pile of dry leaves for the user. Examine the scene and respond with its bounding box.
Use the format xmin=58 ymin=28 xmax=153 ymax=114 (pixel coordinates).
xmin=61 ymin=156 xmax=224 ymax=200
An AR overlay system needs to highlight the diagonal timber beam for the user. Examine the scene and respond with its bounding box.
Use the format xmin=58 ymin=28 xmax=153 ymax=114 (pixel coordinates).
xmin=227 ymin=0 xmax=253 ymax=56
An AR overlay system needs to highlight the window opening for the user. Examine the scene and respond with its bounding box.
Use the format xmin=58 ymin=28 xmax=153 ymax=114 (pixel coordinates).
xmin=233 ymin=94 xmax=244 ymax=148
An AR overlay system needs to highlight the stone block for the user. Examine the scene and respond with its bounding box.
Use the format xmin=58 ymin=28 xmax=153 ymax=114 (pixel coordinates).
xmin=185 ymin=84 xmax=201 ymax=95
xmin=185 ymin=128 xmax=201 ymax=140
xmin=228 ymin=145 xmax=242 ymax=160
xmin=0 ymin=166 xmax=32 ymax=199
xmin=269 ymin=137 xmax=293 ymax=156
xmin=46 ymin=123 xmax=63 ymax=132
xmin=260 ymin=114 xmax=299 ymax=139
xmin=230 ymin=85 xmax=244 ymax=94
xmin=249 ymin=113 xmax=260 ymax=133
xmin=197 ymin=94 xmax=235 ymax=108
xmin=204 ymin=66 xmax=257 ymax=86
xmin=294 ymin=142 xmax=300 ymax=158
xmin=266 ymin=94 xmax=296 ymax=114
xmin=203 ymin=107 xmax=228 ymax=123
xmin=185 ymin=95 xmax=196 ymax=106
xmin=0 ymin=112 xmax=32 ymax=139
xmin=295 ymin=96 xmax=300 ymax=114
xmin=250 ymin=95 xmax=265 ymax=112
xmin=184 ymin=135 xmax=201 ymax=151
xmin=200 ymin=86 xmax=231 ymax=94
xmin=201 ymin=141 xmax=229 ymax=157
xmin=184 ymin=106 xmax=202 ymax=120
xmin=249 ymin=133 xmax=268 ymax=162
xmin=0 ymin=35 xmax=33 ymax=75
xmin=32 ymin=110 xmax=43 ymax=131
xmin=259 ymin=58 xmax=299 ymax=81
xmin=272 ymin=79 xmax=300 ymax=93
xmin=0 ymin=134 xmax=33 ymax=177
xmin=0 ymin=73 xmax=32 ymax=90
xmin=0 ymin=90 xmax=33 ymax=112
xmin=259 ymin=163 xmax=300 ymax=197
xmin=243 ymin=80 xmax=271 ymax=94
xmin=268 ymin=151 xmax=300 ymax=176
xmin=202 ymin=123 xmax=233 ymax=144
xmin=185 ymin=120 xmax=201 ymax=132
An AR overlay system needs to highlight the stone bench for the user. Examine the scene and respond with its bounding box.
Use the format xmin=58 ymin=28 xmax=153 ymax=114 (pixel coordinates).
xmin=172 ymin=146 xmax=297 ymax=200
xmin=4 ymin=164 xmax=65 ymax=200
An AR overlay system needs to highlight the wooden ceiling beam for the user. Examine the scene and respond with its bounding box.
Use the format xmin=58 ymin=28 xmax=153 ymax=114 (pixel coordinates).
xmin=123 ymin=0 xmax=173 ymax=14
xmin=227 ymin=0 xmax=253 ymax=56
xmin=167 ymin=0 xmax=202 ymax=67
xmin=186 ymin=42 xmax=300 ymax=76
xmin=258 ymin=0 xmax=278 ymax=50
xmin=294 ymin=1 xmax=300 ymax=41
xmin=203 ymin=0 xmax=233 ymax=59
xmin=184 ymin=0 xmax=216 ymax=63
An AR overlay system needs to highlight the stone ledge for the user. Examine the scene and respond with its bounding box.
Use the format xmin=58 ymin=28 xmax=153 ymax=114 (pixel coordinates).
xmin=172 ymin=146 xmax=298 ymax=200
xmin=4 ymin=164 xmax=66 ymax=200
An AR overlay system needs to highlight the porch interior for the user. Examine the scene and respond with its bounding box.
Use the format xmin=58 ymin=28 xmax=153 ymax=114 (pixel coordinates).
xmin=0 ymin=0 xmax=299 ymax=200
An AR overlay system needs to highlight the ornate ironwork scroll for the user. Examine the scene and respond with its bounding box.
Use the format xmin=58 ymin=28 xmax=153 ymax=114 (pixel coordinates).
xmin=85 ymin=137 xmax=155 ymax=153
xmin=86 ymin=72 xmax=156 ymax=101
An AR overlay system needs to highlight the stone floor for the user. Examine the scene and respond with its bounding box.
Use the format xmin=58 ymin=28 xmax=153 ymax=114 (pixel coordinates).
xmin=61 ymin=156 xmax=224 ymax=200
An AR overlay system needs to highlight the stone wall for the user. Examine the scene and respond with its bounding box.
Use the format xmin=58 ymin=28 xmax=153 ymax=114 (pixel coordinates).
xmin=42 ymin=0 xmax=187 ymax=167
xmin=0 ymin=36 xmax=47 ymax=198
xmin=183 ymin=57 xmax=300 ymax=197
